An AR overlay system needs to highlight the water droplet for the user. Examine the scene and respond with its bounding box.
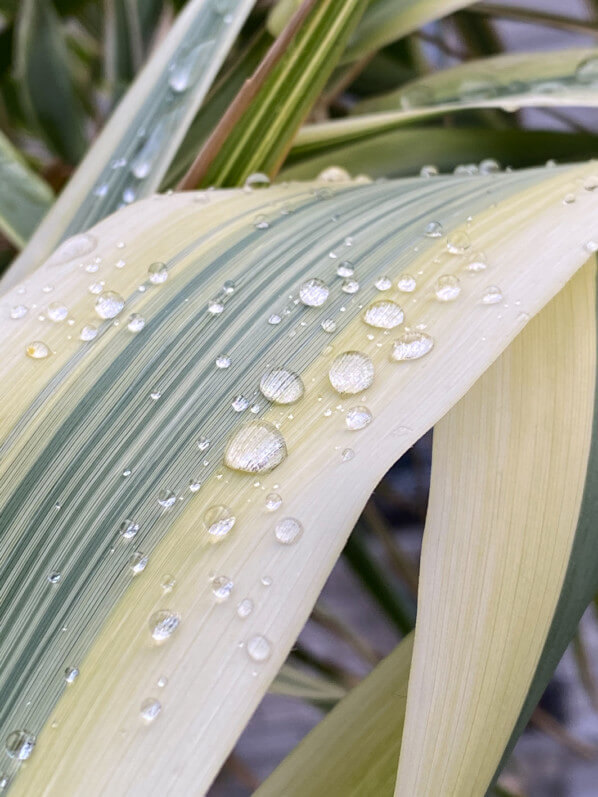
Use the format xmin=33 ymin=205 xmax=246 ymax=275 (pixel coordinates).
xmin=48 ymin=571 xmax=61 ymax=584
xmin=341 ymin=278 xmax=359 ymax=294
xmin=336 ymin=261 xmax=354 ymax=278
xmin=585 ymin=240 xmax=598 ymax=253
xmin=225 ymin=421 xmax=287 ymax=473
xmin=261 ymin=575 xmax=272 ymax=587
xmin=254 ymin=214 xmax=269 ymax=230
xmin=161 ymin=575 xmax=176 ymax=594
xmin=482 ymin=286 xmax=503 ymax=304
xmin=215 ymin=355 xmax=231 ymax=369
xmin=130 ymin=551 xmax=149 ymax=575
xmin=79 ymin=324 xmax=98 ymax=341
xmin=148 ymin=262 xmax=168 ymax=284
xmin=237 ymin=598 xmax=253 ymax=619
xmin=197 ymin=436 xmax=211 ymax=452
xmin=204 ymin=505 xmax=235 ymax=539
xmin=223 ymin=280 xmax=235 ymax=295
xmin=363 ymin=300 xmax=404 ymax=329
xmin=346 ymin=406 xmax=372 ymax=430
xmin=268 ymin=313 xmax=282 ymax=325
xmin=576 ymin=55 xmax=598 ymax=85
xmin=211 ymin=575 xmax=233 ymax=601
xmin=232 ymin=395 xmax=250 ymax=412
xmin=374 ymin=276 xmax=392 ymax=291
xmin=150 ymin=610 xmax=180 ymax=642
xmin=0 ymin=773 xmax=8 ymax=790
xmin=424 ymin=221 xmax=443 ymax=238
xmin=88 ymin=282 xmax=104 ymax=295
xmin=10 ymin=304 xmax=28 ymax=319
xmin=259 ymin=369 xmax=304 ymax=404
xmin=274 ymin=517 xmax=303 ymax=545
xmin=47 ymin=233 xmax=96 ymax=266
xmin=321 ymin=318 xmax=337 ymax=333
xmin=189 ymin=480 xmax=201 ymax=493
xmin=299 ymin=278 xmax=329 ymax=307
xmin=120 ymin=519 xmax=139 ymax=540
xmin=392 ymin=332 xmax=434 ymax=361
xmin=208 ymin=300 xmax=224 ymax=315
xmin=140 ymin=698 xmax=161 ymax=723
xmin=466 ymin=252 xmax=487 ymax=272
xmin=26 ymin=341 xmax=50 ymax=359
xmin=42 ymin=284 xmax=54 ymax=293
xmin=341 ymin=448 xmax=355 ymax=462
xmin=479 ymin=158 xmax=500 ymax=175
xmin=65 ymin=666 xmax=79 ymax=684
xmin=95 ymin=291 xmax=124 ymax=319
xmin=435 ymin=275 xmax=461 ymax=302
xmin=329 ymin=351 xmax=374 ymax=394
xmin=127 ymin=314 xmax=145 ymax=332
xmin=244 ymin=172 xmax=270 ymax=190
xmin=446 ymin=231 xmax=471 ymax=255
xmin=5 ymin=731 xmax=36 ymax=760
xmin=158 ymin=490 xmax=176 ymax=509
xmin=265 ymin=493 xmax=282 ymax=512
xmin=150 ymin=391 xmax=162 ymax=401
xmin=458 ymin=74 xmax=499 ymax=101
xmin=157 ymin=676 xmax=168 ymax=688
xmin=317 ymin=166 xmax=351 ymax=182
xmin=246 ymin=635 xmax=272 ymax=662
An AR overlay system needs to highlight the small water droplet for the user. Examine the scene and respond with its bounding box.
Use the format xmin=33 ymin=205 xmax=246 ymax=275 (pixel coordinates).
xmin=345 ymin=406 xmax=372 ymax=430
xmin=127 ymin=314 xmax=145 ymax=332
xmin=225 ymin=421 xmax=287 ymax=473
xmin=466 ymin=252 xmax=487 ymax=272
xmin=261 ymin=575 xmax=272 ymax=587
xmin=130 ymin=551 xmax=149 ymax=575
xmin=435 ymin=275 xmax=461 ymax=302
xmin=120 ymin=519 xmax=139 ymax=540
xmin=10 ymin=304 xmax=28 ymax=319
xmin=208 ymin=300 xmax=224 ymax=315
xmin=479 ymin=158 xmax=500 ymax=175
xmin=95 ymin=291 xmax=124 ymax=319
xmin=197 ymin=436 xmax=211 ymax=452
xmin=26 ymin=341 xmax=50 ymax=359
xmin=47 ymin=233 xmax=97 ymax=266
xmin=232 ymin=395 xmax=250 ymax=412
xmin=321 ymin=318 xmax=337 ymax=333
xmin=157 ymin=676 xmax=168 ymax=688
xmin=265 ymin=493 xmax=282 ymax=511
xmin=274 ymin=517 xmax=303 ymax=545
xmin=482 ymin=286 xmax=503 ymax=304
xmin=424 ymin=221 xmax=443 ymax=238
xmin=317 ymin=166 xmax=351 ymax=182
xmin=268 ymin=313 xmax=282 ymax=325
xmin=47 ymin=302 xmax=68 ymax=322
xmin=150 ymin=610 xmax=180 ymax=642
xmin=215 ymin=355 xmax=231 ymax=369
xmin=363 ymin=300 xmax=404 ymax=329
xmin=158 ymin=490 xmax=177 ymax=509
xmin=65 ymin=666 xmax=79 ymax=684
xmin=148 ymin=262 xmax=168 ymax=284
xmin=299 ymin=279 xmax=329 ymax=307
xmin=392 ymin=332 xmax=434 ymax=361
xmin=150 ymin=391 xmax=162 ymax=401
xmin=211 ymin=575 xmax=234 ymax=601
xmin=374 ymin=276 xmax=392 ymax=291
xmin=140 ymin=698 xmax=161 ymax=723
xmin=254 ymin=214 xmax=269 ymax=230
xmin=80 ymin=325 xmax=98 ymax=341
xmin=244 ymin=172 xmax=270 ymax=190
xmin=336 ymin=261 xmax=354 ymax=278
xmin=237 ymin=598 xmax=253 ymax=619
xmin=329 ymin=351 xmax=374 ymax=394
xmin=446 ymin=231 xmax=471 ymax=255
xmin=259 ymin=369 xmax=304 ymax=404
xmin=341 ymin=448 xmax=355 ymax=462
xmin=246 ymin=635 xmax=272 ymax=662
xmin=48 ymin=571 xmax=61 ymax=584
xmin=5 ymin=731 xmax=36 ymax=760
xmin=341 ymin=278 xmax=359 ymax=294
xmin=204 ymin=505 xmax=235 ymax=539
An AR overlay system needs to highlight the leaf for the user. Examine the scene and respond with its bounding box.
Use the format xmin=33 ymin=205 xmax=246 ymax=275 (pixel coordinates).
xmin=1 ymin=164 xmax=597 ymax=794
xmin=290 ymin=48 xmax=598 ymax=154
xmin=2 ymin=0 xmax=255 ymax=293
xmin=179 ymin=0 xmax=369 ymax=189
xmin=0 ymin=131 xmax=54 ymax=248
xmin=271 ymin=662 xmax=347 ymax=704
xmin=14 ymin=0 xmax=88 ymax=163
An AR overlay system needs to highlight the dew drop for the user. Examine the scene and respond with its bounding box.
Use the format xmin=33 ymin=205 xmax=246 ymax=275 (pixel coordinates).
xmin=197 ymin=436 xmax=211 ymax=451
xmin=321 ymin=318 xmax=337 ymax=333
xmin=482 ymin=286 xmax=503 ymax=305
xmin=346 ymin=406 xmax=372 ymax=430
xmin=47 ymin=233 xmax=96 ymax=266
xmin=157 ymin=675 xmax=168 ymax=688
xmin=232 ymin=395 xmax=250 ymax=412
xmin=259 ymin=368 xmax=304 ymax=404
xmin=158 ymin=490 xmax=177 ymax=509
xmin=10 ymin=304 xmax=28 ymax=319
xmin=363 ymin=300 xmax=404 ymax=329
xmin=424 ymin=221 xmax=443 ymax=238
xmin=130 ymin=551 xmax=149 ymax=575
xmin=211 ymin=575 xmax=234 ymax=602
xmin=120 ymin=519 xmax=139 ymax=540
xmin=397 ymin=274 xmax=417 ymax=293
xmin=140 ymin=698 xmax=161 ymax=723
xmin=150 ymin=610 xmax=180 ymax=642
xmin=479 ymin=158 xmax=500 ymax=175
xmin=65 ymin=666 xmax=79 ymax=684
xmin=208 ymin=300 xmax=224 ymax=315
xmin=246 ymin=634 xmax=272 ymax=662
xmin=5 ymin=731 xmax=36 ymax=760
xmin=127 ymin=314 xmax=145 ymax=332
xmin=329 ymin=351 xmax=374 ymax=394
xmin=435 ymin=275 xmax=461 ymax=302
xmin=244 ymin=172 xmax=270 ymax=190
xmin=341 ymin=278 xmax=359 ymax=294
xmin=204 ymin=505 xmax=235 ymax=539
xmin=446 ymin=231 xmax=471 ymax=255
xmin=48 ymin=571 xmax=61 ymax=584
xmin=274 ymin=517 xmax=303 ymax=545
xmin=95 ymin=291 xmax=124 ymax=319
xmin=254 ymin=214 xmax=269 ymax=230
xmin=261 ymin=575 xmax=272 ymax=587
xmin=79 ymin=324 xmax=98 ymax=342
xmin=466 ymin=252 xmax=487 ymax=272
xmin=299 ymin=278 xmax=329 ymax=307
xmin=224 ymin=421 xmax=287 ymax=473
xmin=420 ymin=164 xmax=439 ymax=178
xmin=268 ymin=313 xmax=282 ymax=325
xmin=237 ymin=598 xmax=253 ymax=619
xmin=317 ymin=166 xmax=351 ymax=182
xmin=392 ymin=331 xmax=434 ymax=361
xmin=148 ymin=262 xmax=168 ymax=284
xmin=26 ymin=341 xmax=50 ymax=359
xmin=336 ymin=261 xmax=354 ymax=278
xmin=215 ymin=355 xmax=231 ymax=369
xmin=265 ymin=492 xmax=282 ymax=511
xmin=47 ymin=302 xmax=68 ymax=322
xmin=341 ymin=448 xmax=355 ymax=462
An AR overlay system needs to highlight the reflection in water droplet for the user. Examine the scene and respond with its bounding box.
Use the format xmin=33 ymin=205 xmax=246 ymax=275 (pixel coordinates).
xmin=397 ymin=274 xmax=416 ymax=292
xmin=148 ymin=262 xmax=168 ymax=284
xmin=244 ymin=172 xmax=270 ymax=190
xmin=150 ymin=610 xmax=180 ymax=642
xmin=446 ymin=231 xmax=471 ymax=255
xmin=158 ymin=490 xmax=177 ymax=509
xmin=208 ymin=300 xmax=224 ymax=315
xmin=120 ymin=519 xmax=139 ymax=540
xmin=140 ymin=698 xmax=161 ymax=723
xmin=212 ymin=576 xmax=234 ymax=602
xmin=274 ymin=517 xmax=303 ymax=545
xmin=363 ymin=300 xmax=404 ymax=329
xmin=80 ymin=325 xmax=98 ymax=341
xmin=10 ymin=305 xmax=28 ymax=319
xmin=329 ymin=351 xmax=374 ymax=394
xmin=215 ymin=355 xmax=231 ymax=369
xmin=321 ymin=318 xmax=337 ymax=333
xmin=299 ymin=278 xmax=329 ymax=307
xmin=237 ymin=598 xmax=253 ymax=619
xmin=346 ymin=406 xmax=372 ymax=430
xmin=127 ymin=314 xmax=145 ymax=332
xmin=392 ymin=332 xmax=434 ymax=361
xmin=65 ymin=667 xmax=79 ymax=684
xmin=5 ymin=731 xmax=36 ymax=760
xmin=95 ymin=291 xmax=125 ymax=319
xmin=247 ymin=635 xmax=272 ymax=662
xmin=265 ymin=493 xmax=282 ymax=511
xmin=482 ymin=286 xmax=503 ymax=305
xmin=374 ymin=276 xmax=392 ymax=291
xmin=435 ymin=275 xmax=461 ymax=302
xmin=424 ymin=221 xmax=443 ymax=238
xmin=47 ymin=302 xmax=68 ymax=322
xmin=204 ymin=505 xmax=235 ymax=539
xmin=260 ymin=369 xmax=304 ymax=404
xmin=341 ymin=278 xmax=359 ymax=294
xmin=225 ymin=421 xmax=287 ymax=473
xmin=336 ymin=261 xmax=354 ymax=277
xmin=130 ymin=551 xmax=149 ymax=575
xmin=26 ymin=341 xmax=50 ymax=359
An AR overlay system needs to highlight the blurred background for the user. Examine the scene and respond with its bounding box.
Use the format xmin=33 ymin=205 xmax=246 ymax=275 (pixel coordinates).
xmin=2 ymin=0 xmax=598 ymax=794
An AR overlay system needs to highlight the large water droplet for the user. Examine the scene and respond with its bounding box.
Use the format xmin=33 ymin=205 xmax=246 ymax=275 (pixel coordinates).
xmin=299 ymin=278 xmax=329 ymax=307
xmin=346 ymin=406 xmax=373 ymax=430
xmin=204 ymin=505 xmax=235 ymax=539
xmin=224 ymin=421 xmax=287 ymax=473
xmin=392 ymin=332 xmax=434 ymax=361
xmin=26 ymin=341 xmax=50 ymax=359
xmin=329 ymin=351 xmax=374 ymax=394
xmin=259 ymin=369 xmax=304 ymax=404
xmin=274 ymin=517 xmax=303 ymax=545
xmin=211 ymin=575 xmax=234 ymax=601
xmin=363 ymin=300 xmax=404 ymax=329
xmin=246 ymin=635 xmax=272 ymax=662
xmin=150 ymin=610 xmax=180 ymax=642
xmin=5 ymin=731 xmax=36 ymax=760
xmin=95 ymin=291 xmax=124 ymax=319
xmin=148 ymin=262 xmax=168 ymax=285
xmin=435 ymin=275 xmax=461 ymax=302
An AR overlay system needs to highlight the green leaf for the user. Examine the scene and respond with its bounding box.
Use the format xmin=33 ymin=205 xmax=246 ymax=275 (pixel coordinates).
xmin=0 ymin=130 xmax=54 ymax=248
xmin=14 ymin=0 xmax=88 ymax=163
xmin=271 ymin=662 xmax=347 ymax=705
